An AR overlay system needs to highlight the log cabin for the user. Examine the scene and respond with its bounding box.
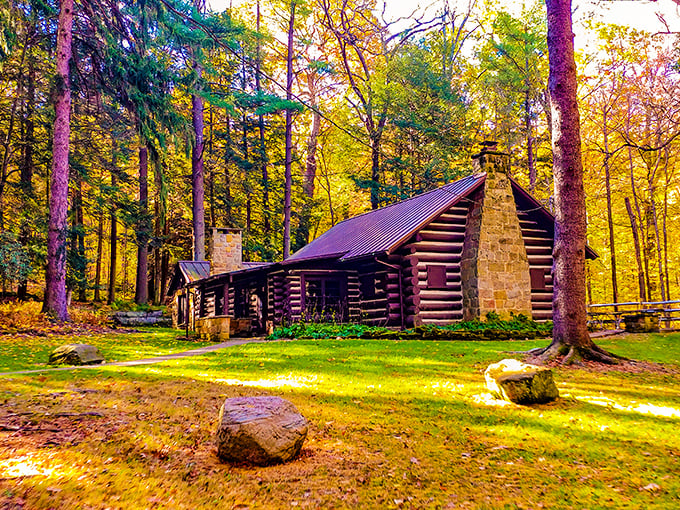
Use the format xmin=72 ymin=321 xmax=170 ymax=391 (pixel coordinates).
xmin=169 ymin=146 xmax=596 ymax=337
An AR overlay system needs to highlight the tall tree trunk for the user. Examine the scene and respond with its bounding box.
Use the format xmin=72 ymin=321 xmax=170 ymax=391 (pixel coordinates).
xmin=662 ymin=148 xmax=671 ymax=300
xmin=135 ymin=144 xmax=149 ymax=305
xmin=43 ymin=0 xmax=73 ymax=321
xmin=282 ymin=1 xmax=296 ymax=260
xmin=625 ymin=196 xmax=646 ymax=302
xmin=525 ymin=86 xmax=536 ymax=192
xmin=93 ymin=206 xmax=104 ymax=302
xmin=224 ymin=113 xmax=233 ymax=225
xmin=70 ymin=169 xmax=86 ymax=302
xmin=536 ymin=0 xmax=621 ymax=363
xmin=18 ymin=45 xmax=35 ymax=300
xmin=602 ymin=108 xmax=618 ymax=304
xmin=152 ymin=155 xmax=165 ymax=305
xmin=108 ymin=141 xmax=118 ymax=305
xmin=191 ymin=1 xmax=206 ymax=262
xmin=256 ymin=0 xmax=270 ymax=235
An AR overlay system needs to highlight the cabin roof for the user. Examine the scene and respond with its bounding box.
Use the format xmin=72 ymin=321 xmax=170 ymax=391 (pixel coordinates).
xmin=167 ymin=260 xmax=211 ymax=295
xmin=286 ymin=173 xmax=486 ymax=264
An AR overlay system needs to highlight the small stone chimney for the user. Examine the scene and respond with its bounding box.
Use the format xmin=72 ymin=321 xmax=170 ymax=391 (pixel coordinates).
xmin=460 ymin=143 xmax=533 ymax=320
xmin=210 ymin=227 xmax=243 ymax=275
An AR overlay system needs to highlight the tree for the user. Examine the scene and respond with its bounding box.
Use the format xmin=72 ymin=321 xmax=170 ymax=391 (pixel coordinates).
xmin=282 ymin=0 xmax=296 ymax=259
xmin=191 ymin=0 xmax=206 ymax=261
xmin=532 ymin=0 xmax=622 ymax=363
xmin=43 ymin=0 xmax=74 ymax=321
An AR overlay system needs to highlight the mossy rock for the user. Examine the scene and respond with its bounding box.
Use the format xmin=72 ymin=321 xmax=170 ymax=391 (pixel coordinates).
xmin=49 ymin=344 xmax=105 ymax=366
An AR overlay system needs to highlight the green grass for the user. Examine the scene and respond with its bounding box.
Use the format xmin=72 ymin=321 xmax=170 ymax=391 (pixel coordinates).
xmin=1 ymin=332 xmax=679 ymax=509
xmin=0 ymin=327 xmax=211 ymax=372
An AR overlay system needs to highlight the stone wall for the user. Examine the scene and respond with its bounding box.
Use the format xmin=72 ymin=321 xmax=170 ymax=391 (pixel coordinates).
xmin=211 ymin=228 xmax=243 ymax=275
xmin=461 ymin=149 xmax=533 ymax=320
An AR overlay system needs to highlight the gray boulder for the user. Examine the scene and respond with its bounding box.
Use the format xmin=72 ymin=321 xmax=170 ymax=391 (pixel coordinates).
xmin=49 ymin=344 xmax=105 ymax=366
xmin=216 ymin=396 xmax=308 ymax=465
xmin=485 ymin=358 xmax=559 ymax=405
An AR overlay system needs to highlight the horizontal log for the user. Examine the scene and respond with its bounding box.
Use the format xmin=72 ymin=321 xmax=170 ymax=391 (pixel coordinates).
xmin=522 ymin=235 xmax=551 ymax=245
xmin=405 ymin=241 xmax=465 ymax=253
xmin=417 ymin=230 xmax=466 ymax=243
xmin=532 ymin=312 xmax=553 ymax=321
xmin=361 ymin=298 xmax=389 ymax=308
xmin=425 ymin=222 xmax=467 ymax=232
xmin=417 ymin=298 xmax=464 ymax=309
xmin=526 ymin=246 xmax=552 ymax=256
xmin=433 ymin=212 xmax=468 ymax=222
xmin=418 ymin=310 xmax=464 ymax=320
xmin=404 ymin=253 xmax=462 ymax=264
xmin=527 ymin=256 xmax=553 ymax=266
xmin=522 ymin=227 xmax=549 ymax=237
xmin=532 ymin=302 xmax=553 ymax=311
xmin=416 ymin=289 xmax=462 ymax=300
xmin=404 ymin=294 xmax=420 ymax=307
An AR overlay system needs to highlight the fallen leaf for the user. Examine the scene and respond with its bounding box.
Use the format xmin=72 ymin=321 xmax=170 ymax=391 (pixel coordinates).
xmin=639 ymin=483 xmax=661 ymax=492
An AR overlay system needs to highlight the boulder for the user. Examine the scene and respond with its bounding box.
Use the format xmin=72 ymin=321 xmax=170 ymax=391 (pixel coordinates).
xmin=49 ymin=344 xmax=105 ymax=366
xmin=216 ymin=396 xmax=308 ymax=465
xmin=485 ymin=358 xmax=559 ymax=405
xmin=112 ymin=310 xmax=171 ymax=327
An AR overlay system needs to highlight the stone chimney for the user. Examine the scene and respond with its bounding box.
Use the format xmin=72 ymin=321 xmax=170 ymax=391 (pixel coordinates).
xmin=460 ymin=143 xmax=533 ymax=320
xmin=210 ymin=228 xmax=243 ymax=275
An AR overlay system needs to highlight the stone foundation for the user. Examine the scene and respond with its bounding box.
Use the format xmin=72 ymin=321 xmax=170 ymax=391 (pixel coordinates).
xmin=195 ymin=316 xmax=231 ymax=342
xmin=461 ymin=148 xmax=533 ymax=320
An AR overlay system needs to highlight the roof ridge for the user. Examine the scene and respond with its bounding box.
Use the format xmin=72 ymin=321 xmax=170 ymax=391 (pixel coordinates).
xmin=329 ymin=173 xmax=482 ymax=227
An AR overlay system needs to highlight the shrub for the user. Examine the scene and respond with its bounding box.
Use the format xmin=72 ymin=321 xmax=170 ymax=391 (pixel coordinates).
xmin=268 ymin=313 xmax=552 ymax=341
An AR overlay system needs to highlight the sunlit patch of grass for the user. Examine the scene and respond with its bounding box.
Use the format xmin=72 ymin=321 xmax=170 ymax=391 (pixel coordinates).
xmin=0 ymin=327 xmax=211 ymax=372
xmin=1 ymin=334 xmax=679 ymax=508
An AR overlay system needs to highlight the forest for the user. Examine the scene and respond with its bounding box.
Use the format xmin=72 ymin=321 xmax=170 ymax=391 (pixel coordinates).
xmin=0 ymin=0 xmax=678 ymax=316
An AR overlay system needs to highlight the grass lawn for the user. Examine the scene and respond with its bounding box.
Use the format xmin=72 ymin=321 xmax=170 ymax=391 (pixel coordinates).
xmin=1 ymin=330 xmax=679 ymax=509
xmin=0 ymin=328 xmax=212 ymax=372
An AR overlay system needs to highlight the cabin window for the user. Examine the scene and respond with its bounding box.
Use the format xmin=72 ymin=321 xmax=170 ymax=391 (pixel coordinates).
xmin=303 ymin=275 xmax=346 ymax=322
xmin=427 ymin=265 xmax=447 ymax=289
xmin=530 ymin=268 xmax=546 ymax=290
xmin=359 ymin=275 xmax=376 ymax=300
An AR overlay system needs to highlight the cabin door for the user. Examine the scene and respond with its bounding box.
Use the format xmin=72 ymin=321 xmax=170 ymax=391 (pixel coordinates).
xmin=302 ymin=275 xmax=347 ymax=323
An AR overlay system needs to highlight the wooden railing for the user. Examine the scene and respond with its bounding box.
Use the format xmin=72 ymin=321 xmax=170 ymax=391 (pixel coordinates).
xmin=587 ymin=300 xmax=680 ymax=330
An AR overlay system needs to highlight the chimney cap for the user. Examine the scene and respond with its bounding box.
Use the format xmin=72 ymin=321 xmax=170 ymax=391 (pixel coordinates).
xmin=472 ymin=140 xmax=508 ymax=159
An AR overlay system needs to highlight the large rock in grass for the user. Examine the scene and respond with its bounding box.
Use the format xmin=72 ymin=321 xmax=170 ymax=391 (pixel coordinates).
xmin=216 ymin=396 xmax=308 ymax=465
xmin=485 ymin=359 xmax=559 ymax=405
xmin=49 ymin=344 xmax=105 ymax=366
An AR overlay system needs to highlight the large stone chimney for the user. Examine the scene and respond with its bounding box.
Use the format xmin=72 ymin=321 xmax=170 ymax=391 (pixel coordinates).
xmin=460 ymin=143 xmax=533 ymax=320
xmin=210 ymin=227 xmax=243 ymax=275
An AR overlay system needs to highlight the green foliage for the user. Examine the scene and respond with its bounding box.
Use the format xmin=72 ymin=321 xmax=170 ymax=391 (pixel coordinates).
xmin=0 ymin=231 xmax=30 ymax=291
xmin=269 ymin=313 xmax=552 ymax=341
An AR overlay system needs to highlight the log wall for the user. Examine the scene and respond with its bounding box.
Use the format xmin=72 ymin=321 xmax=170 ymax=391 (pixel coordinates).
xmin=396 ymin=204 xmax=471 ymax=326
xmin=517 ymin=210 xmax=554 ymax=321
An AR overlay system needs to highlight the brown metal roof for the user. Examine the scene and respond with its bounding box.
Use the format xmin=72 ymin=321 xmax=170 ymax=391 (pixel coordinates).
xmin=178 ymin=260 xmax=211 ymax=281
xmin=286 ymin=174 xmax=486 ymax=264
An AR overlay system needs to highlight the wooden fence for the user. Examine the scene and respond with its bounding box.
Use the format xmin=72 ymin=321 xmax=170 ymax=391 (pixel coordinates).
xmin=587 ymin=300 xmax=680 ymax=330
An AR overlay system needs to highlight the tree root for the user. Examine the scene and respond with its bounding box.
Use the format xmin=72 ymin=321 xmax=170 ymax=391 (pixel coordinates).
xmin=523 ymin=342 xmax=629 ymax=366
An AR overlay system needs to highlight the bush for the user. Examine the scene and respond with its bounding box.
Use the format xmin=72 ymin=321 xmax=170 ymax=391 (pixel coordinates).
xmin=268 ymin=313 xmax=552 ymax=341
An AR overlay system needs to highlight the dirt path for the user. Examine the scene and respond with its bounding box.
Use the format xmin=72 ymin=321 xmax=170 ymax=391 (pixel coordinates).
xmin=0 ymin=337 xmax=281 ymax=376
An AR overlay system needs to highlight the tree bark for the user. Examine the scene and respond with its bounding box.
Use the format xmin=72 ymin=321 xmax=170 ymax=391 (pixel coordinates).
xmin=256 ymin=0 xmax=270 ymax=235
xmin=43 ymin=0 xmax=74 ymax=321
xmin=191 ymin=0 xmax=206 ymax=261
xmin=533 ymin=0 xmax=622 ymax=364
xmin=625 ymin=196 xmax=646 ymax=302
xmin=93 ymin=206 xmax=104 ymax=302
xmin=107 ymin=140 xmax=118 ymax=305
xmin=18 ymin=43 xmax=36 ymax=300
xmin=602 ymin=107 xmax=618 ymax=305
xmin=282 ymin=1 xmax=296 ymax=260
xmin=135 ymin=144 xmax=149 ymax=305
